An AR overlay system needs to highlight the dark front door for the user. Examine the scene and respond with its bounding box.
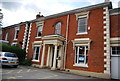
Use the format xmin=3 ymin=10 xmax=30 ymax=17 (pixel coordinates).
xmin=51 ymin=46 xmax=59 ymax=68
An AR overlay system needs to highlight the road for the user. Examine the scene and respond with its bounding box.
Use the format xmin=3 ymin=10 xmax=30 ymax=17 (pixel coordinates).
xmin=1 ymin=66 xmax=96 ymax=79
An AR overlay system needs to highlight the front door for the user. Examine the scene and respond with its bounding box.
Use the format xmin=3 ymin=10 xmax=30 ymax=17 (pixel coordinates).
xmin=50 ymin=46 xmax=59 ymax=69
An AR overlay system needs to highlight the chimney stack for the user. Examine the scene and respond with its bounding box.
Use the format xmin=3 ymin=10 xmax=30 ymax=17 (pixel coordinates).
xmin=36 ymin=12 xmax=44 ymax=19
xmin=104 ymin=0 xmax=110 ymax=2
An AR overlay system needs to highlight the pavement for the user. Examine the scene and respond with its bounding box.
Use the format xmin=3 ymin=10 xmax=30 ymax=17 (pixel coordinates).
xmin=1 ymin=65 xmax=96 ymax=80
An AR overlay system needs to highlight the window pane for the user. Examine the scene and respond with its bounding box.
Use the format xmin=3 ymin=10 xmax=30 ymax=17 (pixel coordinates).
xmin=78 ymin=46 xmax=85 ymax=63
xmin=75 ymin=47 xmax=78 ymax=63
xmin=112 ymin=47 xmax=116 ymax=50
xmin=15 ymin=30 xmax=19 ymax=39
xmin=117 ymin=51 xmax=120 ymax=55
xmin=33 ymin=47 xmax=40 ymax=60
xmin=36 ymin=47 xmax=39 ymax=53
xmin=5 ymin=53 xmax=17 ymax=57
xmin=37 ymin=26 xmax=42 ymax=37
xmin=55 ymin=22 xmax=61 ymax=34
xmin=78 ymin=17 xmax=87 ymax=33
xmin=112 ymin=50 xmax=116 ymax=55
xmin=117 ymin=46 xmax=120 ymax=50
xmin=75 ymin=46 xmax=89 ymax=65
xmin=86 ymin=46 xmax=88 ymax=64
xmin=35 ymin=53 xmax=39 ymax=60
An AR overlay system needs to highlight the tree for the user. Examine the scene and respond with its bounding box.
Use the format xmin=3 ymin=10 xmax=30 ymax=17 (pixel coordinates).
xmin=0 ymin=9 xmax=3 ymax=28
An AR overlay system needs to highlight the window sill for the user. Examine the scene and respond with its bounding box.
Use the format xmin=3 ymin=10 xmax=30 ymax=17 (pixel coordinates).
xmin=111 ymin=55 xmax=120 ymax=57
xmin=32 ymin=60 xmax=39 ymax=62
xmin=35 ymin=37 xmax=42 ymax=39
xmin=13 ymin=39 xmax=18 ymax=41
xmin=76 ymin=32 xmax=88 ymax=35
xmin=73 ymin=64 xmax=88 ymax=68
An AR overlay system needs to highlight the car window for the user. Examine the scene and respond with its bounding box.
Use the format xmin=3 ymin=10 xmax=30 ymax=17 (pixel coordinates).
xmin=5 ymin=53 xmax=17 ymax=57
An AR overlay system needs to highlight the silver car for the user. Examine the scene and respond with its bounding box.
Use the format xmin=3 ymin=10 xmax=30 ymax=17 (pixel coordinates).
xmin=0 ymin=52 xmax=19 ymax=68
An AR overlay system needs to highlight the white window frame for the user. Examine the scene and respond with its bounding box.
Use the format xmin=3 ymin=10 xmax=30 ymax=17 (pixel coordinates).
xmin=75 ymin=12 xmax=89 ymax=35
xmin=55 ymin=22 xmax=61 ymax=35
xmin=11 ymin=42 xmax=18 ymax=46
xmin=36 ymin=25 xmax=43 ymax=38
xmin=73 ymin=45 xmax=88 ymax=67
xmin=111 ymin=46 xmax=120 ymax=56
xmin=72 ymin=38 xmax=91 ymax=67
xmin=32 ymin=46 xmax=41 ymax=62
xmin=5 ymin=32 xmax=8 ymax=40
xmin=14 ymin=27 xmax=19 ymax=40
xmin=36 ymin=21 xmax=44 ymax=39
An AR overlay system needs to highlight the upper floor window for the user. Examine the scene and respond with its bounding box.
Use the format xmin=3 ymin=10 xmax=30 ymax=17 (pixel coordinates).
xmin=37 ymin=25 xmax=43 ymax=37
xmin=55 ymin=22 xmax=61 ymax=35
xmin=75 ymin=12 xmax=89 ymax=35
xmin=36 ymin=21 xmax=44 ymax=38
xmin=78 ymin=17 xmax=87 ymax=33
xmin=14 ymin=27 xmax=19 ymax=40
xmin=5 ymin=32 xmax=8 ymax=40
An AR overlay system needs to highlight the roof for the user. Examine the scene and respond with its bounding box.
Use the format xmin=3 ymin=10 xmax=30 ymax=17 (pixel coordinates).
xmin=109 ymin=8 xmax=120 ymax=15
xmin=3 ymin=1 xmax=112 ymax=29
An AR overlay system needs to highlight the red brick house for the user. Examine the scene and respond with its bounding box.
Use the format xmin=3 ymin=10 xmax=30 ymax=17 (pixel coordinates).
xmin=2 ymin=2 xmax=120 ymax=79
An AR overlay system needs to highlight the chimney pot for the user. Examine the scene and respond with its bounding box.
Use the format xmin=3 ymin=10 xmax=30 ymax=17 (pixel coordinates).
xmin=105 ymin=0 xmax=110 ymax=2
xmin=36 ymin=12 xmax=44 ymax=19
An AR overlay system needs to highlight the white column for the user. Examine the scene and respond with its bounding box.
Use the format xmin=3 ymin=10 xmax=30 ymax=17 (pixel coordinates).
xmin=51 ymin=44 xmax=58 ymax=70
xmin=57 ymin=46 xmax=61 ymax=69
xmin=58 ymin=46 xmax=63 ymax=69
xmin=40 ymin=44 xmax=46 ymax=68
xmin=49 ymin=46 xmax=53 ymax=67
xmin=46 ymin=46 xmax=50 ymax=67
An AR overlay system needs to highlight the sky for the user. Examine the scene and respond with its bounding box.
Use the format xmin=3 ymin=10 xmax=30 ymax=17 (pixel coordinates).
xmin=0 ymin=0 xmax=119 ymax=27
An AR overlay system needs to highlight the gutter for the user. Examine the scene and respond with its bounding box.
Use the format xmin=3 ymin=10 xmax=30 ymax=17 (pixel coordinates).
xmin=64 ymin=14 xmax=70 ymax=69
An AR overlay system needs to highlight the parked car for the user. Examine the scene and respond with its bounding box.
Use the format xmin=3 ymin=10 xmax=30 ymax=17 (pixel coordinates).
xmin=0 ymin=52 xmax=19 ymax=68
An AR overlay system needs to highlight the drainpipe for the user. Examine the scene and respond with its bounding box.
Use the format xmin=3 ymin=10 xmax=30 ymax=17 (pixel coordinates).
xmin=64 ymin=14 xmax=70 ymax=69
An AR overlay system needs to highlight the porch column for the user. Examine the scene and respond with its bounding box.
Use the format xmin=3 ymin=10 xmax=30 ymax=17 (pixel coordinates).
xmin=49 ymin=46 xmax=53 ymax=67
xmin=58 ymin=45 xmax=63 ymax=69
xmin=40 ymin=44 xmax=46 ymax=68
xmin=51 ymin=44 xmax=58 ymax=70
xmin=46 ymin=46 xmax=50 ymax=67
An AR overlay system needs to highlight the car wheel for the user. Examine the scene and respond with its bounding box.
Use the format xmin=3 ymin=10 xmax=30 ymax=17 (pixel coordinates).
xmin=2 ymin=65 xmax=6 ymax=68
xmin=13 ymin=65 xmax=18 ymax=68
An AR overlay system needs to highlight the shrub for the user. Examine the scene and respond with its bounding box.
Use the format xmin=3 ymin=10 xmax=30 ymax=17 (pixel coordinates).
xmin=19 ymin=59 xmax=32 ymax=66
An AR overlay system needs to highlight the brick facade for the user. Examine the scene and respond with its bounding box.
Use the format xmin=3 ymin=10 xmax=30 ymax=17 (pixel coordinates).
xmin=2 ymin=2 xmax=120 ymax=79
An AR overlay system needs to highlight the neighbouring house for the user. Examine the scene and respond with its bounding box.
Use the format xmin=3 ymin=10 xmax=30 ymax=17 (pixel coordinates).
xmin=1 ymin=1 xmax=120 ymax=79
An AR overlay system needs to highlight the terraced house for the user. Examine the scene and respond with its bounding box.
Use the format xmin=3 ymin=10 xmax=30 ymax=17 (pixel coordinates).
xmin=2 ymin=1 xmax=120 ymax=79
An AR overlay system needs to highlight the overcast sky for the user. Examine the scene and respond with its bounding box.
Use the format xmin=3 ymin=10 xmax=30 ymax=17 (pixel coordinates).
xmin=0 ymin=0 xmax=119 ymax=27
